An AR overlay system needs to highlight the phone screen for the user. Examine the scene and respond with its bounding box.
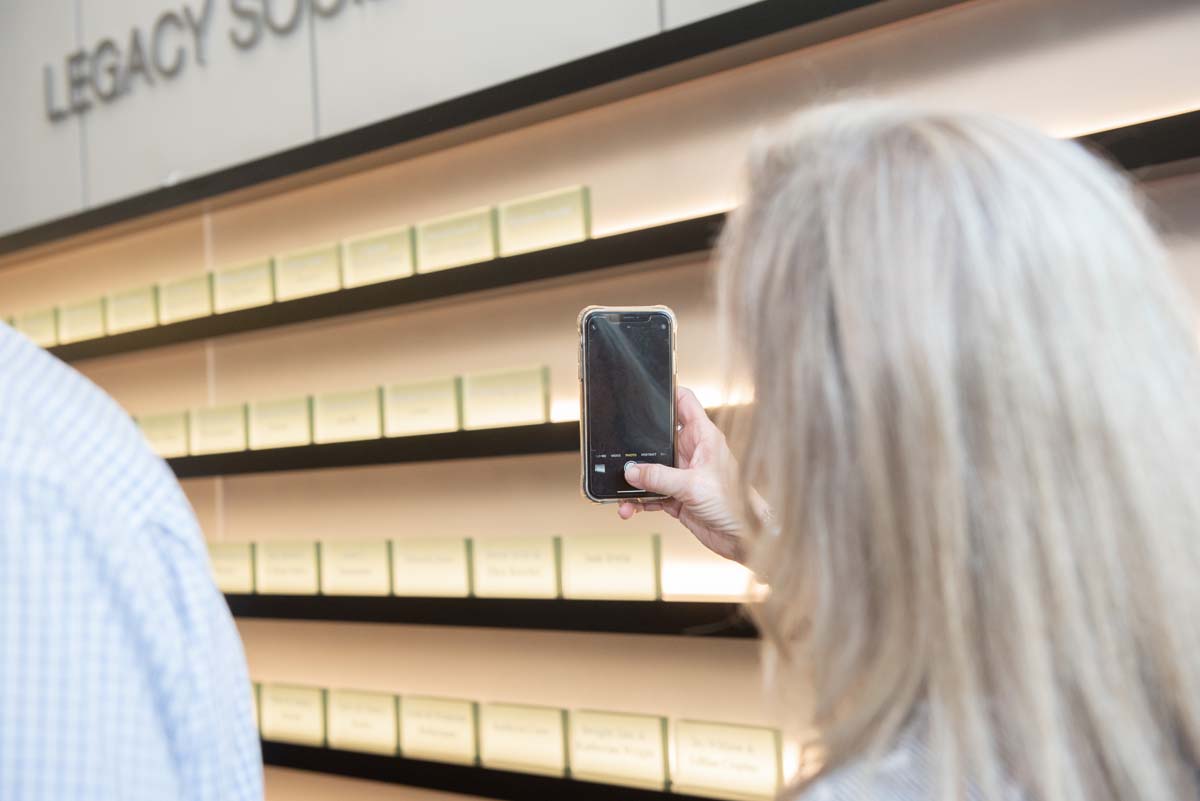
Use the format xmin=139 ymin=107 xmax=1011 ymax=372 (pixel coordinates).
xmin=582 ymin=310 xmax=675 ymax=500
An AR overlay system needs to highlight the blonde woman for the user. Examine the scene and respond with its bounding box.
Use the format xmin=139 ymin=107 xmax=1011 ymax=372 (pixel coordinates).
xmin=620 ymin=101 xmax=1200 ymax=801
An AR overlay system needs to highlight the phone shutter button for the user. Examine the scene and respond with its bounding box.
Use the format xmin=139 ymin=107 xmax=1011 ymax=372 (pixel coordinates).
xmin=623 ymin=460 xmax=638 ymax=473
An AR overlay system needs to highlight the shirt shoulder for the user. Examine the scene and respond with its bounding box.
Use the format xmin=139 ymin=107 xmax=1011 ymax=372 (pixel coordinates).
xmin=799 ymin=741 xmax=935 ymax=801
xmin=0 ymin=326 xmax=188 ymax=530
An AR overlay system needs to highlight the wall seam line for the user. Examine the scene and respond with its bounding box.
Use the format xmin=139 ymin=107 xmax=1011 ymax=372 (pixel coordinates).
xmin=202 ymin=210 xmax=224 ymax=542
xmin=308 ymin=6 xmax=321 ymax=139
xmin=73 ymin=0 xmax=90 ymax=208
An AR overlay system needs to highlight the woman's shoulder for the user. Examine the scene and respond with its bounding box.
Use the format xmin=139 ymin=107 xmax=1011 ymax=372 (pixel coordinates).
xmin=795 ymin=741 xmax=935 ymax=801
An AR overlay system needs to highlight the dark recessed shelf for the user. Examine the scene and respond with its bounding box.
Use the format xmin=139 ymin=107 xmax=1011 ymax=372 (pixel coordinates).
xmin=1079 ymin=109 xmax=1200 ymax=172
xmin=262 ymin=741 xmax=716 ymax=801
xmin=168 ymin=421 xmax=579 ymax=479
xmin=1 ymin=0 xmax=967 ymax=259
xmin=50 ymin=214 xmax=725 ymax=363
xmin=226 ymin=595 xmax=756 ymax=638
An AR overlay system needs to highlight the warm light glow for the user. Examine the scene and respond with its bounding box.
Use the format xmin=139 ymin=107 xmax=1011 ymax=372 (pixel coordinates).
xmin=550 ymin=398 xmax=581 ymax=423
xmin=687 ymin=383 xmax=755 ymax=410
xmin=1051 ymin=105 xmax=1200 ymax=140
xmin=661 ymin=560 xmax=755 ymax=601
xmin=690 ymin=384 xmax=726 ymax=410
xmin=783 ymin=740 xmax=803 ymax=784
xmin=667 ymin=727 xmax=678 ymax=777
xmin=591 ymin=201 xmax=737 ymax=239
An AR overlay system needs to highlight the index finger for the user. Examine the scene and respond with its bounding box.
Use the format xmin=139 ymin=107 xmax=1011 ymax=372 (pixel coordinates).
xmin=676 ymin=386 xmax=710 ymax=427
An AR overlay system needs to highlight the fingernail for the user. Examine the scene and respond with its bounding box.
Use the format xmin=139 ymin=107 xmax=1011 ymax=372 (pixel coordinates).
xmin=625 ymin=463 xmax=641 ymax=482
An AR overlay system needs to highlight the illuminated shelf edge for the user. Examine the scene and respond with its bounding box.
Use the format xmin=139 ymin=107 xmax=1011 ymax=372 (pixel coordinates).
xmin=49 ymin=213 xmax=725 ymax=363
xmin=226 ymin=594 xmax=757 ymax=638
xmin=261 ymin=741 xmax=721 ymax=801
xmin=168 ymin=406 xmax=732 ymax=478
xmin=167 ymin=420 xmax=579 ymax=478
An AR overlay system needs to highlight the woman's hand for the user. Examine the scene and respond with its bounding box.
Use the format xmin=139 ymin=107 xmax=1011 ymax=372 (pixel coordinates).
xmin=618 ymin=387 xmax=749 ymax=563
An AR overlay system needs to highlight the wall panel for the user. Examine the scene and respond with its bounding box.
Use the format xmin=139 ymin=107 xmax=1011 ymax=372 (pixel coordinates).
xmin=77 ymin=0 xmax=315 ymax=207
xmin=663 ymin=0 xmax=761 ymax=29
xmin=313 ymin=0 xmax=661 ymax=137
xmin=0 ymin=0 xmax=84 ymax=233
xmin=265 ymin=765 xmax=488 ymax=801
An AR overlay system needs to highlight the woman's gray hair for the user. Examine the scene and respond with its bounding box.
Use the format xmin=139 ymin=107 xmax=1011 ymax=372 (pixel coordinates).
xmin=718 ymin=100 xmax=1200 ymax=801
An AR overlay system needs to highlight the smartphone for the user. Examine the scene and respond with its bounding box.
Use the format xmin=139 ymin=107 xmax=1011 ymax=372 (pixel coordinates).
xmin=578 ymin=305 xmax=677 ymax=503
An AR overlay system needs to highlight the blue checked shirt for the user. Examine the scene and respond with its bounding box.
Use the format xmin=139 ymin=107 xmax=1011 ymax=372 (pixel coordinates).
xmin=0 ymin=326 xmax=262 ymax=800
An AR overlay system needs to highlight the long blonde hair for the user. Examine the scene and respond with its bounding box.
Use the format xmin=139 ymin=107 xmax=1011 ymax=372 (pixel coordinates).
xmin=718 ymin=100 xmax=1200 ymax=801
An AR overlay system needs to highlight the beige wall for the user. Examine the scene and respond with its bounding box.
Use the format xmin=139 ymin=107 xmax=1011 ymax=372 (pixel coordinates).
xmin=265 ymin=767 xmax=490 ymax=801
xmin=1 ymin=1 xmax=1198 ymax=798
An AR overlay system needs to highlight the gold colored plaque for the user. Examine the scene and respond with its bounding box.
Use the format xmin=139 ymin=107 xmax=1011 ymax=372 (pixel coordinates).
xmin=478 ymin=703 xmax=567 ymax=777
xmin=275 ymin=244 xmax=342 ymax=301
xmin=400 ymin=696 xmax=478 ymax=765
xmin=159 ymin=273 xmax=213 ymax=323
xmin=391 ymin=538 xmax=472 ymax=597
xmin=327 ymin=689 xmax=399 ymax=755
xmin=58 ymin=298 xmax=106 ymax=343
xmin=673 ymin=720 xmax=783 ymax=800
xmin=248 ymin=396 xmax=312 ymax=450
xmin=460 ymin=367 xmax=549 ymax=430
xmin=213 ymin=259 xmax=274 ymax=313
xmin=14 ymin=308 xmax=58 ymax=347
xmin=259 ymin=684 xmax=326 ymax=747
xmin=138 ymin=411 xmax=189 ymax=458
xmin=416 ymin=207 xmax=497 ymax=273
xmin=383 ymin=377 xmax=461 ymax=437
xmin=320 ymin=540 xmax=391 ymax=596
xmin=189 ymin=404 xmax=248 ymax=455
xmin=208 ymin=542 xmax=255 ymax=594
xmin=343 ymin=227 xmax=414 ymax=287
xmin=472 ymin=536 xmax=559 ymax=599
xmin=313 ymin=388 xmax=383 ymax=444
xmin=569 ymin=710 xmax=668 ymax=790
xmin=498 ymin=186 xmax=591 ymax=256
xmin=106 ymin=286 xmax=159 ymax=334
xmin=255 ymin=541 xmax=320 ymax=595
xmin=560 ymin=533 xmax=661 ymax=601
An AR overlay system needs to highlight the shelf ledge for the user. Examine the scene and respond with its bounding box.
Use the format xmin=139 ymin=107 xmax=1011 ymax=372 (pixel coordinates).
xmin=226 ymin=594 xmax=757 ymax=638
xmin=262 ymin=741 xmax=721 ymax=801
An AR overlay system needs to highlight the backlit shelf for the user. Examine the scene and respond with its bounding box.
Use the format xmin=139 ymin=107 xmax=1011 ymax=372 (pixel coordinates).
xmin=44 ymin=111 xmax=1200 ymax=365
xmin=226 ymin=594 xmax=756 ymax=638
xmin=261 ymin=741 xmax=718 ymax=801
xmin=50 ymin=214 xmax=725 ymax=363
xmin=168 ymin=420 xmax=578 ymax=479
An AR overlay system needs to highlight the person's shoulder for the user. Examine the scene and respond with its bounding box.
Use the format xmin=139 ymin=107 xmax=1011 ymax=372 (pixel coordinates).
xmin=795 ymin=744 xmax=934 ymax=801
xmin=0 ymin=326 xmax=181 ymax=520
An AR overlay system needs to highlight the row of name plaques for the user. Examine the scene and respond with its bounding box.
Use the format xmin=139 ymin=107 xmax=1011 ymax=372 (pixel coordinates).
xmin=11 ymin=186 xmax=590 ymax=348
xmin=138 ymin=367 xmax=551 ymax=458
xmin=254 ymin=681 xmax=785 ymax=800
xmin=211 ymin=534 xmax=670 ymax=601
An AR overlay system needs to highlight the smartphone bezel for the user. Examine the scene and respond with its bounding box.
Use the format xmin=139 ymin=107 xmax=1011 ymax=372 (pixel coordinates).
xmin=577 ymin=305 xmax=678 ymax=504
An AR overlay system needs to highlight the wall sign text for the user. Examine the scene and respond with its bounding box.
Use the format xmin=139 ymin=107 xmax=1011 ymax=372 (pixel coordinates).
xmin=43 ymin=0 xmax=371 ymax=122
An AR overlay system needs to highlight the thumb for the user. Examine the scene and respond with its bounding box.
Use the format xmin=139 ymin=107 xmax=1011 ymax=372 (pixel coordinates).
xmin=625 ymin=462 xmax=691 ymax=500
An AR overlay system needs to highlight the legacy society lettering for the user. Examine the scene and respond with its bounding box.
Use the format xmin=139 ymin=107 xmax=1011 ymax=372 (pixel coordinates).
xmin=43 ymin=0 xmax=364 ymax=122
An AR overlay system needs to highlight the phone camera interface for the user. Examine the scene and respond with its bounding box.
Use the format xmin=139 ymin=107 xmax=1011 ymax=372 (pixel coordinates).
xmin=584 ymin=312 xmax=674 ymax=498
